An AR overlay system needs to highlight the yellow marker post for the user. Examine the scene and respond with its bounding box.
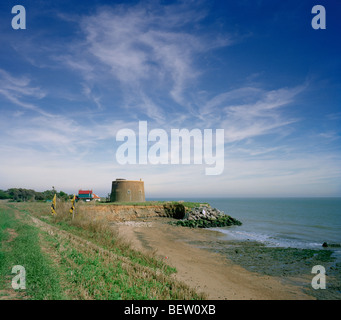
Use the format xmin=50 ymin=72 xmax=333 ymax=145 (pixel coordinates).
xmin=51 ymin=194 xmax=56 ymax=215
xmin=69 ymin=194 xmax=76 ymax=219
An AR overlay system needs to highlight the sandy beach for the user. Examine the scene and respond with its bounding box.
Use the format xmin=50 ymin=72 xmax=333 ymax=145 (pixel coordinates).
xmin=112 ymin=217 xmax=320 ymax=300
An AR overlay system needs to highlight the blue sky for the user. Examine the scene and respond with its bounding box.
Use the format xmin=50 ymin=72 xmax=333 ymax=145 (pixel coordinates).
xmin=0 ymin=0 xmax=340 ymax=197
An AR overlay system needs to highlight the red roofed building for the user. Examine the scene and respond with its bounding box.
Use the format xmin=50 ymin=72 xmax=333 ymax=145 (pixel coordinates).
xmin=77 ymin=190 xmax=101 ymax=202
xmin=77 ymin=190 xmax=93 ymax=201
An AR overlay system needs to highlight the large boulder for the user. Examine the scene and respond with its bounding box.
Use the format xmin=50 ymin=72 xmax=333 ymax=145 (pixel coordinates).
xmin=171 ymin=206 xmax=242 ymax=228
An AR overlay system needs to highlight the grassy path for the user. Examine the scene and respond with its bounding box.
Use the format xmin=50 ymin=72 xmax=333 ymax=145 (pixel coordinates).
xmin=0 ymin=202 xmax=63 ymax=299
xmin=0 ymin=201 xmax=204 ymax=300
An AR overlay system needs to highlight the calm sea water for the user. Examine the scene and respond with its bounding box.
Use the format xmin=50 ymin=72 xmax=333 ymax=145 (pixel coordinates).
xmin=151 ymin=197 xmax=341 ymax=251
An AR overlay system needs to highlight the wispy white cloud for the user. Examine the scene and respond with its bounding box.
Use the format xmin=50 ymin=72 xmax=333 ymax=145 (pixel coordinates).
xmin=0 ymin=69 xmax=49 ymax=115
xmin=0 ymin=108 xmax=138 ymax=159
xmin=188 ymin=85 xmax=304 ymax=144
xmin=318 ymin=131 xmax=340 ymax=141
xmin=57 ymin=2 xmax=231 ymax=122
xmin=326 ymin=112 xmax=341 ymax=121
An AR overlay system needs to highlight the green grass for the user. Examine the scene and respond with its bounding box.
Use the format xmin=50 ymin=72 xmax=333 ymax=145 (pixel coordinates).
xmin=0 ymin=203 xmax=64 ymax=299
xmin=58 ymin=244 xmax=177 ymax=300
xmin=1 ymin=201 xmax=205 ymax=300
xmin=52 ymin=219 xmax=176 ymax=275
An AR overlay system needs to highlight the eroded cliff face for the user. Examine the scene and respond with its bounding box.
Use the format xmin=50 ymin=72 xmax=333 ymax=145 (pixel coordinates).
xmin=79 ymin=203 xmax=186 ymax=222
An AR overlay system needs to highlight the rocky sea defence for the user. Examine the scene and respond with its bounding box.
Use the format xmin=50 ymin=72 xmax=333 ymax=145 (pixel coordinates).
xmin=170 ymin=206 xmax=242 ymax=228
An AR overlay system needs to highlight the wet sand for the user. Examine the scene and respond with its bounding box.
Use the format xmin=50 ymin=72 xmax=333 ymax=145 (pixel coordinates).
xmin=111 ymin=217 xmax=325 ymax=300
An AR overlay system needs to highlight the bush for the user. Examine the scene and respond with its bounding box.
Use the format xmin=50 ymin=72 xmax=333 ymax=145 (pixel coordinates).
xmin=0 ymin=190 xmax=11 ymax=199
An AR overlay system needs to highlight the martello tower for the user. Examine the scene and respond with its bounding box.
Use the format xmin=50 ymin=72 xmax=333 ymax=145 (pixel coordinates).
xmin=110 ymin=179 xmax=145 ymax=202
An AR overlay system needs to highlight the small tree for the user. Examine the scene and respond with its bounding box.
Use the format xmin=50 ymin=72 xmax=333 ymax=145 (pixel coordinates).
xmin=58 ymin=191 xmax=69 ymax=201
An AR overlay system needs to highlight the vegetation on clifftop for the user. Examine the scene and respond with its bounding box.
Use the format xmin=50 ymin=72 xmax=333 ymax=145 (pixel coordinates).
xmin=0 ymin=188 xmax=71 ymax=202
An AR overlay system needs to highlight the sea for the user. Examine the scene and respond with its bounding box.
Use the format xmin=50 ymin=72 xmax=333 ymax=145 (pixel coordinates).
xmin=150 ymin=197 xmax=341 ymax=259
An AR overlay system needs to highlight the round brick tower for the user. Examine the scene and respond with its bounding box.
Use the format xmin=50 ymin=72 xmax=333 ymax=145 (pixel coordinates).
xmin=110 ymin=179 xmax=145 ymax=202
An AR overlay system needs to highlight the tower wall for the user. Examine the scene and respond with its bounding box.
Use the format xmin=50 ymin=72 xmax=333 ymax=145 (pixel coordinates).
xmin=110 ymin=179 xmax=145 ymax=202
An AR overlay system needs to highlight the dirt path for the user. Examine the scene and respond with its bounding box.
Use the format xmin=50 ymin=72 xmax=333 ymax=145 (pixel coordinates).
xmin=113 ymin=218 xmax=315 ymax=300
